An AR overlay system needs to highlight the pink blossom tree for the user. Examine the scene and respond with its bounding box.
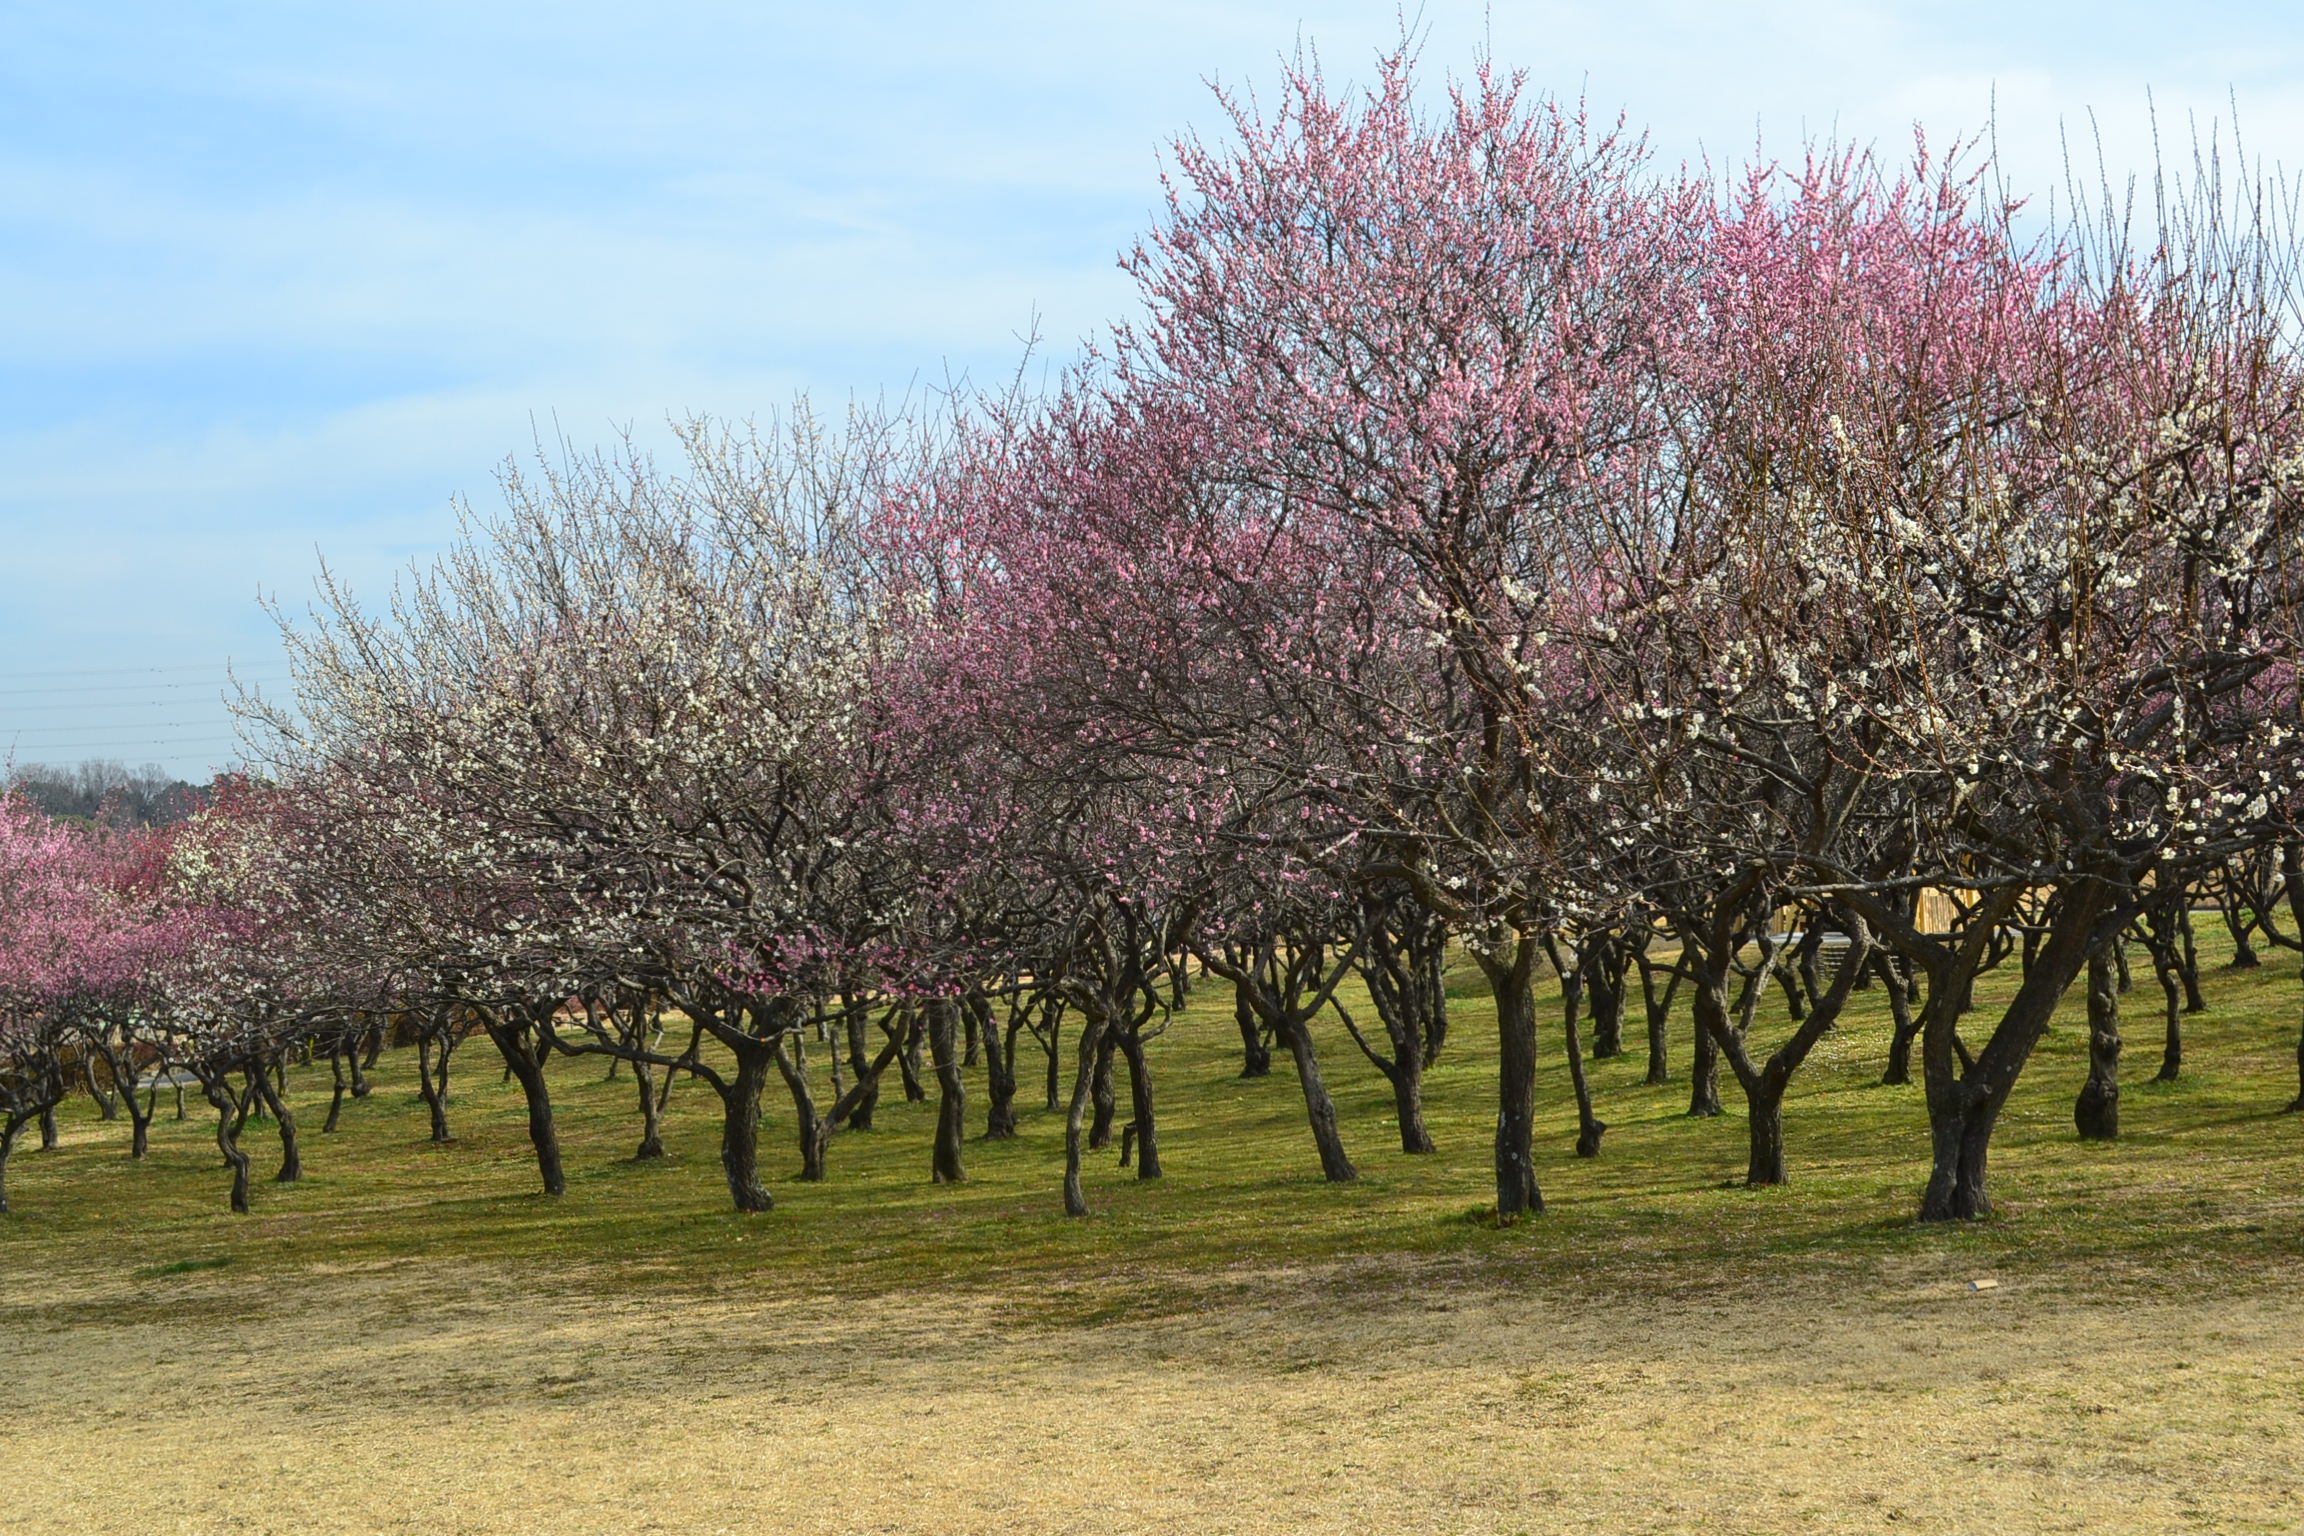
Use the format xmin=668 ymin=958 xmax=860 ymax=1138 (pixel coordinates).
xmin=1051 ymin=48 xmax=1700 ymax=1217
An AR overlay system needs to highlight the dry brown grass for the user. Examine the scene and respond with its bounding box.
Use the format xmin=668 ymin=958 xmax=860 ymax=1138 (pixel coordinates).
xmin=2 ymin=1252 xmax=2298 ymax=1534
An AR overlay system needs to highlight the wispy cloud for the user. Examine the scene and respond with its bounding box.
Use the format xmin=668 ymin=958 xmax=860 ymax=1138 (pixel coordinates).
xmin=4 ymin=0 xmax=2302 ymax=777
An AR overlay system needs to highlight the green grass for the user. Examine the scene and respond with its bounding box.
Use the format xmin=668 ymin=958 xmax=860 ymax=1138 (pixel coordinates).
xmin=6 ymin=933 xmax=2302 ymax=1311
xmin=129 ymin=1255 xmax=235 ymax=1279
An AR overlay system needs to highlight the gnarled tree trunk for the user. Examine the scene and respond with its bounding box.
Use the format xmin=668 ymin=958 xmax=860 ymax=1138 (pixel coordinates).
xmin=1480 ymin=934 xmax=1545 ymax=1217
xmin=482 ymin=1014 xmax=565 ymax=1198
xmin=844 ymin=1004 xmax=879 ymax=1131
xmin=896 ymin=1009 xmax=927 ymax=1103
xmin=2075 ymin=945 xmax=2121 ymax=1140
xmin=1114 ymin=1027 xmax=1161 ymax=1179
xmin=1586 ymin=940 xmax=1626 ymax=1060
xmin=1062 ymin=1011 xmax=1111 ymax=1217
xmin=773 ymin=1034 xmax=825 ymax=1181
xmin=1087 ymin=1032 xmax=1118 ymax=1150
xmin=1686 ymin=994 xmax=1723 ymax=1117
xmin=979 ymin=996 xmax=1019 ymax=1140
xmin=1918 ymin=886 xmax=2107 ymax=1221
xmin=323 ymin=1051 xmax=348 ymax=1133
xmin=203 ymin=1076 xmax=253 ymax=1215
xmin=926 ymin=1000 xmax=967 ymax=1185
xmin=250 ymin=1066 xmax=301 ymax=1182
xmin=633 ymin=1054 xmax=667 ymax=1159
xmin=0 ymin=1114 xmax=35 ymax=1213
xmin=1386 ymin=1044 xmax=1434 ymax=1154
xmin=1276 ymin=1014 xmax=1354 ymax=1182
xmin=1235 ymin=977 xmax=1271 ymax=1078
xmin=1557 ymin=959 xmax=1605 ymax=1158
xmin=715 ymin=1043 xmax=774 ymax=1213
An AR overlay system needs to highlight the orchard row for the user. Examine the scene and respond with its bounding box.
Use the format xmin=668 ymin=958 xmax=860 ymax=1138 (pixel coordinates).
xmin=7 ymin=52 xmax=2304 ymax=1224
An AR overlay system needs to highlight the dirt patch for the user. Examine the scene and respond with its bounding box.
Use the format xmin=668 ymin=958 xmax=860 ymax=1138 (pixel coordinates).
xmin=1 ymin=1257 xmax=2296 ymax=1534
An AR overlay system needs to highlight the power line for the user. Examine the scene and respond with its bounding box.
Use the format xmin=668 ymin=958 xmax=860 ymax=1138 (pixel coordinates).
xmin=0 ymin=661 xmax=285 ymax=681
xmin=2 ymin=707 xmax=253 ymax=720
xmin=2 ymin=721 xmax=231 ymax=735
xmin=7 ymin=744 xmax=244 ymax=756
xmin=5 ymin=734 xmax=243 ymax=750
xmin=0 ymin=674 xmax=290 ymax=699
xmin=7 ymin=744 xmax=243 ymax=760
xmin=1 ymin=703 xmax=259 ymax=718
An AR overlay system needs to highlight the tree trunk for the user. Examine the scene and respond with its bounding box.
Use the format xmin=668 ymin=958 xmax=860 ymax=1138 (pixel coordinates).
xmin=1390 ymin=1042 xmax=1435 ymax=1154
xmin=1709 ymin=922 xmax=1879 ymax=1190
xmin=1587 ymin=948 xmax=1624 ymax=1060
xmin=1562 ymin=985 xmax=1605 ymax=1158
xmin=1115 ymin=1028 xmax=1160 ymax=1179
xmin=1062 ymin=1010 xmax=1110 ymax=1217
xmin=898 ymin=1011 xmax=927 ymax=1102
xmin=2285 ymin=841 xmax=2304 ymax=1112
xmin=1745 ymin=1078 xmax=1788 ymax=1186
xmin=323 ymin=1052 xmax=347 ymax=1133
xmin=772 ymin=1035 xmax=825 ymax=1181
xmin=1235 ymin=978 xmax=1271 ymax=1078
xmin=1422 ymin=941 xmax=1450 ymax=1067
xmin=1644 ymin=987 xmax=1670 ymax=1087
xmin=845 ymin=1008 xmax=878 ymax=1131
xmin=2178 ymin=908 xmax=2206 ymax=1014
xmin=1917 ymin=1086 xmax=1997 ymax=1220
xmin=0 ymin=1117 xmax=26 ymax=1212
xmin=1776 ymin=960 xmax=1808 ymax=1023
xmin=2154 ymin=958 xmax=2183 ymax=1082
xmin=251 ymin=1067 xmax=301 ymax=1182
xmin=116 ymin=1066 xmax=155 ymax=1159
xmin=1880 ymin=953 xmax=1920 ymax=1086
xmin=205 ymin=1079 xmax=252 ymax=1214
xmin=1276 ymin=1014 xmax=1355 ymax=1182
xmin=2292 ymin=1013 xmax=2304 ymax=1114
xmin=980 ymin=998 xmax=1019 ymax=1140
xmin=1483 ymin=938 xmax=1543 ymax=1217
xmin=486 ymin=1021 xmax=565 ymax=1198
xmin=1349 ymin=917 xmax=1440 ymax=1150
xmin=1918 ymin=887 xmax=2106 ymax=1222
xmin=716 ymin=1043 xmax=774 ymax=1212
xmin=417 ymin=1034 xmax=452 ymax=1143
xmin=1797 ymin=934 xmax=1829 ymax=1018
xmin=86 ymin=1061 xmax=117 ymax=1122
xmin=1687 ymin=990 xmax=1723 ymax=1117
xmin=2075 ymin=946 xmax=2121 ymax=1140
xmin=926 ymin=1000 xmax=967 ymax=1185
xmin=38 ymin=1104 xmax=57 ymax=1153
xmin=1087 ymin=1032 xmax=1118 ymax=1150
xmin=633 ymin=1057 xmax=667 ymax=1159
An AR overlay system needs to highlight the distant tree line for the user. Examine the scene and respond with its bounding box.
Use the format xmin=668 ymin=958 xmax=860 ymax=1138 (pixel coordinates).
xmin=6 ymin=761 xmax=202 ymax=830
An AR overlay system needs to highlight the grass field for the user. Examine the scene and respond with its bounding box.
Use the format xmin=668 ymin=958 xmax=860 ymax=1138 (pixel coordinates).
xmin=3 ymin=941 xmax=2302 ymax=1533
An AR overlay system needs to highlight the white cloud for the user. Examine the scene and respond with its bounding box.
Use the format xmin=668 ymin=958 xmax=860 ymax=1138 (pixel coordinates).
xmin=7 ymin=0 xmax=2304 ymax=783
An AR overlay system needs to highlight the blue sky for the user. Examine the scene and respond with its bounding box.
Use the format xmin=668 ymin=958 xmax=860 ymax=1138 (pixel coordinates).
xmin=5 ymin=0 xmax=2302 ymax=777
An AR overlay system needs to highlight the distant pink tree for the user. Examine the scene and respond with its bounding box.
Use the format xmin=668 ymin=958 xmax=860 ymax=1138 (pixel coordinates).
xmin=0 ymin=795 xmax=83 ymax=1210
xmin=0 ymin=796 xmax=197 ymax=1208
